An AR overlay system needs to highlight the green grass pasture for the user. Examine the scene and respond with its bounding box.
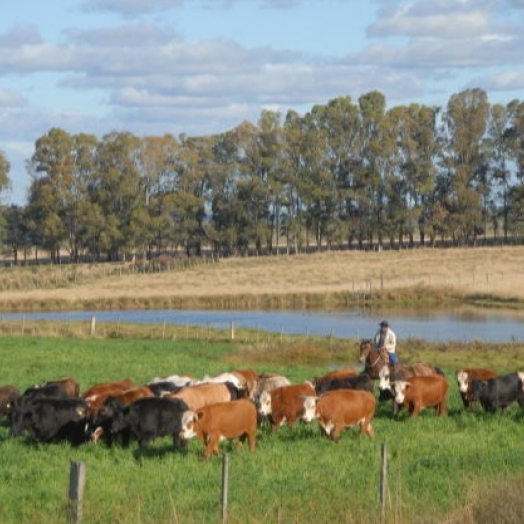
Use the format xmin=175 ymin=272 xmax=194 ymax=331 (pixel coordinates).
xmin=1 ymin=336 xmax=524 ymax=523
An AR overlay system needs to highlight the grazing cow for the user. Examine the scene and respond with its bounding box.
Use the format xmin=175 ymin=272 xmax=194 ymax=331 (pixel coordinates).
xmin=166 ymin=382 xmax=240 ymax=411
xmin=232 ymin=369 xmax=259 ymax=398
xmin=10 ymin=397 xmax=89 ymax=445
xmin=148 ymin=374 xmax=194 ymax=388
xmin=456 ymin=368 xmax=498 ymax=408
xmin=472 ymin=372 xmax=524 ymax=414
xmin=109 ymin=396 xmax=189 ymax=448
xmin=251 ymin=375 xmax=291 ymax=403
xmin=193 ymin=372 xmax=245 ymax=393
xmin=378 ymin=364 xmax=444 ymax=400
xmin=82 ymin=379 xmax=135 ymax=399
xmin=393 ymin=375 xmax=449 ymax=418
xmin=147 ymin=381 xmax=184 ymax=397
xmin=21 ymin=383 xmax=69 ymax=402
xmin=42 ymin=377 xmax=80 ymax=398
xmin=257 ymin=382 xmax=315 ymax=430
xmin=0 ymin=385 xmax=20 ymax=418
xmin=302 ymin=389 xmax=376 ymax=440
xmin=89 ymin=387 xmax=155 ymax=444
xmin=314 ymin=373 xmax=374 ymax=396
xmin=180 ymin=398 xmax=257 ymax=459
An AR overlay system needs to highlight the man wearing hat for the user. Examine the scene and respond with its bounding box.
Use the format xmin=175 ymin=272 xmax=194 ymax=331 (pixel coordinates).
xmin=373 ymin=320 xmax=398 ymax=366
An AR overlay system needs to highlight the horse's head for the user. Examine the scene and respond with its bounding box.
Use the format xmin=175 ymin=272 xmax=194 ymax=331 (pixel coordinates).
xmin=358 ymin=339 xmax=373 ymax=363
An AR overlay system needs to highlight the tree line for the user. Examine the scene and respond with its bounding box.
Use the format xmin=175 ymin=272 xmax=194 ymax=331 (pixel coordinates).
xmin=1 ymin=87 xmax=524 ymax=264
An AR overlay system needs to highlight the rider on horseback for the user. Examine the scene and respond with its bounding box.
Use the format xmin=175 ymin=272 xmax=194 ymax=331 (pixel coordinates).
xmin=373 ymin=320 xmax=399 ymax=366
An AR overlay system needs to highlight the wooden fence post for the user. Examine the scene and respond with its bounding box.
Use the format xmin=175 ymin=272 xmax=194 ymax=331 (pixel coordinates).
xmin=68 ymin=461 xmax=86 ymax=524
xmin=222 ymin=453 xmax=229 ymax=523
xmin=230 ymin=322 xmax=235 ymax=340
xmin=380 ymin=442 xmax=388 ymax=522
xmin=89 ymin=316 xmax=96 ymax=336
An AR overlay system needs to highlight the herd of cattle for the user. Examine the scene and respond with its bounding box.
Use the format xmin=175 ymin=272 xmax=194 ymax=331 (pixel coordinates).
xmin=0 ymin=365 xmax=523 ymax=458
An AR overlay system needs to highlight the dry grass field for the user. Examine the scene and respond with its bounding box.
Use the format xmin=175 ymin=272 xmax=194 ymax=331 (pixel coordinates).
xmin=1 ymin=246 xmax=524 ymax=311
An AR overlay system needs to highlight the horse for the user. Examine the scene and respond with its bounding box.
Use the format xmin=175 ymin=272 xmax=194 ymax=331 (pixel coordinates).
xmin=358 ymin=339 xmax=391 ymax=380
xmin=358 ymin=338 xmax=445 ymax=412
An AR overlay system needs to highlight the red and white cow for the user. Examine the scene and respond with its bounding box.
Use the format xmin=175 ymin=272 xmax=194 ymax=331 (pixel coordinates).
xmin=393 ymin=375 xmax=448 ymax=418
xmin=302 ymin=389 xmax=376 ymax=440
xmin=257 ymin=382 xmax=315 ymax=430
xmin=456 ymin=368 xmax=498 ymax=408
xmin=179 ymin=398 xmax=257 ymax=458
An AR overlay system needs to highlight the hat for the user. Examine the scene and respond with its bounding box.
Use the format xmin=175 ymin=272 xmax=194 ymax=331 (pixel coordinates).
xmin=379 ymin=320 xmax=389 ymax=327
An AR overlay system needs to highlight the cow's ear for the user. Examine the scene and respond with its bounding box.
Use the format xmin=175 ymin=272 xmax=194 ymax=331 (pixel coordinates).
xmin=195 ymin=412 xmax=204 ymax=421
xmin=405 ymin=383 xmax=413 ymax=389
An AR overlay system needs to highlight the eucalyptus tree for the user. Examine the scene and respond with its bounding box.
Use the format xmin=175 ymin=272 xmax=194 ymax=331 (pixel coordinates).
xmin=136 ymin=134 xmax=181 ymax=254
xmin=173 ymin=134 xmax=214 ymax=256
xmin=356 ymin=91 xmax=388 ymax=247
xmin=440 ymin=88 xmax=490 ymax=245
xmin=207 ymin=122 xmax=253 ymax=254
xmin=386 ymin=104 xmax=440 ymax=246
xmin=485 ymin=100 xmax=519 ymax=240
xmin=2 ymin=204 xmax=31 ymax=264
xmin=91 ymin=131 xmax=144 ymax=261
xmin=312 ymin=96 xmax=362 ymax=247
xmin=0 ymin=149 xmax=11 ymax=244
xmin=506 ymin=99 xmax=524 ymax=238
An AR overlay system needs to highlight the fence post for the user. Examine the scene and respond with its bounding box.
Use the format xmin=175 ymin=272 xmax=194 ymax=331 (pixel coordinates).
xmin=89 ymin=316 xmax=96 ymax=336
xmin=222 ymin=453 xmax=229 ymax=523
xmin=68 ymin=461 xmax=86 ymax=524
xmin=380 ymin=442 xmax=388 ymax=522
xmin=230 ymin=322 xmax=235 ymax=340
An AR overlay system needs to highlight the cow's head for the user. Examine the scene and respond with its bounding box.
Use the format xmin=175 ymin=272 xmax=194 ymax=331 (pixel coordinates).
xmin=456 ymin=371 xmax=469 ymax=393
xmin=301 ymin=396 xmax=319 ymax=423
xmin=393 ymin=380 xmax=410 ymax=405
xmin=179 ymin=410 xmax=199 ymax=440
xmin=378 ymin=366 xmax=391 ymax=391
xmin=257 ymin=391 xmax=272 ymax=417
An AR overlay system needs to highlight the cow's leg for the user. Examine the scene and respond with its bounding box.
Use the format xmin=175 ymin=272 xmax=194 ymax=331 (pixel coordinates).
xmin=203 ymin=433 xmax=220 ymax=459
xmin=330 ymin=424 xmax=342 ymax=442
xmin=410 ymin=402 xmax=420 ymax=418
xmin=247 ymin=430 xmax=256 ymax=452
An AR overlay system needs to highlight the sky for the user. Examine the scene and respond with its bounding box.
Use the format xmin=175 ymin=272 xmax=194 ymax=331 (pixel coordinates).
xmin=1 ymin=0 xmax=524 ymax=205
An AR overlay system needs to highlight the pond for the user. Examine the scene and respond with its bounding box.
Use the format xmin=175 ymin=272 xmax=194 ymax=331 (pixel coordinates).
xmin=2 ymin=305 xmax=524 ymax=343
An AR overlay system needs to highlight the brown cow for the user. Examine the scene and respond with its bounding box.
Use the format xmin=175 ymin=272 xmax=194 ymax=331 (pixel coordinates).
xmin=82 ymin=379 xmax=135 ymax=399
xmin=0 ymin=385 xmax=20 ymax=418
xmin=179 ymin=398 xmax=257 ymax=458
xmin=43 ymin=377 xmax=80 ymax=398
xmin=393 ymin=375 xmax=449 ymax=418
xmin=257 ymin=382 xmax=315 ymax=430
xmin=302 ymin=389 xmax=376 ymax=440
xmin=232 ymin=369 xmax=259 ymax=398
xmin=456 ymin=368 xmax=498 ymax=408
xmin=166 ymin=382 xmax=237 ymax=411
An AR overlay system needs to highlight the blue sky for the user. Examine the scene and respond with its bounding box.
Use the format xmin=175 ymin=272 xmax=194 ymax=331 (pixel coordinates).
xmin=1 ymin=0 xmax=524 ymax=205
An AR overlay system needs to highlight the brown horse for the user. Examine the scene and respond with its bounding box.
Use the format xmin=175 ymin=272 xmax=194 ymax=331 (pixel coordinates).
xmin=359 ymin=339 xmax=391 ymax=380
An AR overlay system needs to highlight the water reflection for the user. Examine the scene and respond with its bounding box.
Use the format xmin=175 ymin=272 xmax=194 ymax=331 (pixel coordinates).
xmin=2 ymin=305 xmax=524 ymax=343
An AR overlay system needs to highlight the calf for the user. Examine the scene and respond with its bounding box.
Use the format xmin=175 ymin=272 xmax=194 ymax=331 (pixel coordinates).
xmin=393 ymin=375 xmax=448 ymax=418
xmin=257 ymin=382 xmax=315 ymax=430
xmin=456 ymin=368 xmax=498 ymax=408
xmin=472 ymin=372 xmax=524 ymax=414
xmin=180 ymin=398 xmax=257 ymax=459
xmin=302 ymin=389 xmax=376 ymax=440
xmin=314 ymin=373 xmax=373 ymax=396
xmin=109 ymin=396 xmax=188 ymax=448
xmin=10 ymin=397 xmax=89 ymax=446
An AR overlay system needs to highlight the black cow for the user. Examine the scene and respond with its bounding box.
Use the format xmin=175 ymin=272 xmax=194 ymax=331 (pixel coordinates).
xmin=147 ymin=381 xmax=184 ymax=397
xmin=10 ymin=397 xmax=89 ymax=446
xmin=472 ymin=372 xmax=524 ymax=414
xmin=21 ymin=383 xmax=69 ymax=402
xmin=314 ymin=373 xmax=374 ymax=396
xmin=109 ymin=397 xmax=189 ymax=448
